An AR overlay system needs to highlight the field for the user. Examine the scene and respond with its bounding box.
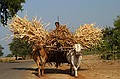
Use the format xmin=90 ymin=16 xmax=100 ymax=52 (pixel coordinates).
xmin=30 ymin=55 xmax=120 ymax=79
xmin=79 ymin=55 xmax=120 ymax=79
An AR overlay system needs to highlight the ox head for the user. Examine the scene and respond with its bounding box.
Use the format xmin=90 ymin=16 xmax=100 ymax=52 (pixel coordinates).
xmin=73 ymin=44 xmax=83 ymax=56
xmin=31 ymin=41 xmax=45 ymax=55
xmin=31 ymin=45 xmax=38 ymax=55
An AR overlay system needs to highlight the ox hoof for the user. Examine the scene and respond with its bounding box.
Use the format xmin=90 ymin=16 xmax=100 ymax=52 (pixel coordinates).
xmin=42 ymin=75 xmax=45 ymax=77
xmin=70 ymin=73 xmax=73 ymax=76
xmin=38 ymin=75 xmax=41 ymax=78
xmin=75 ymin=76 xmax=78 ymax=78
xmin=38 ymin=76 xmax=40 ymax=78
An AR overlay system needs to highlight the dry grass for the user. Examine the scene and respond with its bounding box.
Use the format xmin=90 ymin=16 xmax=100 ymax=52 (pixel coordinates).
xmin=9 ymin=15 xmax=102 ymax=49
xmin=0 ymin=57 xmax=15 ymax=62
xmin=74 ymin=23 xmax=103 ymax=48
xmin=9 ymin=15 xmax=49 ymax=44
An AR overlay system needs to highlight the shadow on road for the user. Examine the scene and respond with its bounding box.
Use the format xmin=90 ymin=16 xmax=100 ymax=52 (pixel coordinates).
xmin=12 ymin=67 xmax=70 ymax=74
xmin=78 ymin=68 xmax=89 ymax=71
xmin=32 ymin=68 xmax=70 ymax=77
xmin=11 ymin=67 xmax=36 ymax=71
xmin=45 ymin=68 xmax=70 ymax=74
xmin=12 ymin=67 xmax=88 ymax=78
xmin=33 ymin=68 xmax=89 ymax=77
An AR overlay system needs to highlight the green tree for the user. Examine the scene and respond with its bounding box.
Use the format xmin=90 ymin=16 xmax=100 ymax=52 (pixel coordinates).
xmin=113 ymin=16 xmax=120 ymax=59
xmin=0 ymin=0 xmax=25 ymax=26
xmin=101 ymin=27 xmax=115 ymax=59
xmin=6 ymin=53 xmax=13 ymax=57
xmin=114 ymin=16 xmax=120 ymax=29
xmin=100 ymin=16 xmax=120 ymax=59
xmin=9 ymin=38 xmax=32 ymax=60
xmin=0 ymin=44 xmax=4 ymax=57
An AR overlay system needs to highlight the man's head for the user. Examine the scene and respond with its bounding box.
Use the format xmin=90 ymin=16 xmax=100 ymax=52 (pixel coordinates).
xmin=55 ymin=22 xmax=60 ymax=28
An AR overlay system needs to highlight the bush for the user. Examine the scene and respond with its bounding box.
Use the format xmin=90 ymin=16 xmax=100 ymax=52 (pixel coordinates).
xmin=116 ymin=53 xmax=120 ymax=59
xmin=6 ymin=54 xmax=13 ymax=57
xmin=101 ymin=53 xmax=114 ymax=60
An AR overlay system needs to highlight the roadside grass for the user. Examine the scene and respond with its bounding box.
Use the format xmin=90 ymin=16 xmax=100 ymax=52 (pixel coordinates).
xmin=0 ymin=57 xmax=15 ymax=63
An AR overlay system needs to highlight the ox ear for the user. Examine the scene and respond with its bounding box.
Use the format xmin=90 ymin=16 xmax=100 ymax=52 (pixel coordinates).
xmin=79 ymin=44 xmax=84 ymax=50
xmin=80 ymin=45 xmax=84 ymax=50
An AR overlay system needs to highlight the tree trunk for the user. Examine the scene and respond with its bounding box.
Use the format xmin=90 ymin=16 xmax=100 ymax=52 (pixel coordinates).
xmin=15 ymin=54 xmax=17 ymax=60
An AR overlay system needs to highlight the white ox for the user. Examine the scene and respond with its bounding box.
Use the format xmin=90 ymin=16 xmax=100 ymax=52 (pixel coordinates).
xmin=66 ymin=44 xmax=83 ymax=77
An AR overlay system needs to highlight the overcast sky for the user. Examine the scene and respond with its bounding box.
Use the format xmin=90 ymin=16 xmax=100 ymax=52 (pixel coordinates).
xmin=0 ymin=0 xmax=120 ymax=56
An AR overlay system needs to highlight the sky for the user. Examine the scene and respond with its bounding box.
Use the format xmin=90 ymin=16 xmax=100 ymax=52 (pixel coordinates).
xmin=0 ymin=0 xmax=120 ymax=56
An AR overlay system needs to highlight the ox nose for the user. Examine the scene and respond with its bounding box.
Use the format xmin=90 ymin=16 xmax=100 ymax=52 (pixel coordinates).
xmin=76 ymin=52 xmax=80 ymax=56
xmin=76 ymin=52 xmax=82 ymax=56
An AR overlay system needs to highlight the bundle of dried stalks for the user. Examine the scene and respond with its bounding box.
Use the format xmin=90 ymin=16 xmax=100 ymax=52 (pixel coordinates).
xmin=9 ymin=15 xmax=49 ymax=44
xmin=46 ymin=25 xmax=77 ymax=47
xmin=74 ymin=23 xmax=103 ymax=48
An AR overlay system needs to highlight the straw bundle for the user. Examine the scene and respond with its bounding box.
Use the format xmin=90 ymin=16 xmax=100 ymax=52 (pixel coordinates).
xmin=9 ymin=15 xmax=49 ymax=44
xmin=46 ymin=25 xmax=77 ymax=47
xmin=74 ymin=23 xmax=103 ymax=48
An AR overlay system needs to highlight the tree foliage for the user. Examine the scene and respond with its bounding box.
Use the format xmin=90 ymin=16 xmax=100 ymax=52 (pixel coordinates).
xmin=100 ymin=16 xmax=120 ymax=60
xmin=0 ymin=44 xmax=4 ymax=57
xmin=0 ymin=0 xmax=25 ymax=26
xmin=6 ymin=53 xmax=13 ymax=57
xmin=9 ymin=38 xmax=32 ymax=59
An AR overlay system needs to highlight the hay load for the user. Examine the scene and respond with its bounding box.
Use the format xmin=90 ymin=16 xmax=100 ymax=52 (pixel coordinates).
xmin=74 ymin=23 xmax=103 ymax=48
xmin=46 ymin=23 xmax=77 ymax=47
xmin=9 ymin=15 xmax=102 ymax=49
xmin=9 ymin=15 xmax=49 ymax=44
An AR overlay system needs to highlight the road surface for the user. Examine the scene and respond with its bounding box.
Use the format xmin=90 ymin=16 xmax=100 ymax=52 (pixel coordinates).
xmin=0 ymin=60 xmax=35 ymax=79
xmin=0 ymin=59 xmax=87 ymax=79
xmin=3 ymin=55 xmax=119 ymax=79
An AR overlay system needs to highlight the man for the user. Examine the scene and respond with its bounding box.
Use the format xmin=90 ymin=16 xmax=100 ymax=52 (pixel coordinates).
xmin=55 ymin=22 xmax=60 ymax=28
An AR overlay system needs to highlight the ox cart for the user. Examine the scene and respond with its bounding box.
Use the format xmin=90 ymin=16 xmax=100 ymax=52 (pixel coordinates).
xmin=9 ymin=15 xmax=102 ymax=78
xmin=45 ymin=45 xmax=73 ymax=64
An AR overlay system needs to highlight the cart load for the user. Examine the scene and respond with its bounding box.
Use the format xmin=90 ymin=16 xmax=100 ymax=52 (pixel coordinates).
xmin=9 ymin=15 xmax=49 ymax=44
xmin=74 ymin=23 xmax=103 ymax=48
xmin=46 ymin=23 xmax=77 ymax=47
xmin=9 ymin=15 xmax=103 ymax=49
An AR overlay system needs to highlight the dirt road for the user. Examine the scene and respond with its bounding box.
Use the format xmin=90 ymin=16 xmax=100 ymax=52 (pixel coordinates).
xmin=29 ymin=55 xmax=120 ymax=79
xmin=80 ymin=55 xmax=120 ymax=79
xmin=0 ymin=55 xmax=120 ymax=79
xmin=27 ymin=63 xmax=87 ymax=79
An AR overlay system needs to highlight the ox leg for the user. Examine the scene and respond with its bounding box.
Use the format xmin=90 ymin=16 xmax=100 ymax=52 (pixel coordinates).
xmin=41 ymin=63 xmax=45 ymax=76
xmin=36 ymin=61 xmax=41 ymax=77
xmin=74 ymin=68 xmax=78 ymax=77
xmin=74 ymin=56 xmax=82 ymax=77
xmin=71 ymin=61 xmax=78 ymax=77
xmin=38 ymin=66 xmax=41 ymax=77
xmin=70 ymin=64 xmax=72 ymax=75
xmin=70 ymin=64 xmax=74 ymax=76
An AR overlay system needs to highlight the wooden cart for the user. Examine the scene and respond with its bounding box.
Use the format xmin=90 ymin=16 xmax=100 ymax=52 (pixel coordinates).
xmin=45 ymin=45 xmax=73 ymax=66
